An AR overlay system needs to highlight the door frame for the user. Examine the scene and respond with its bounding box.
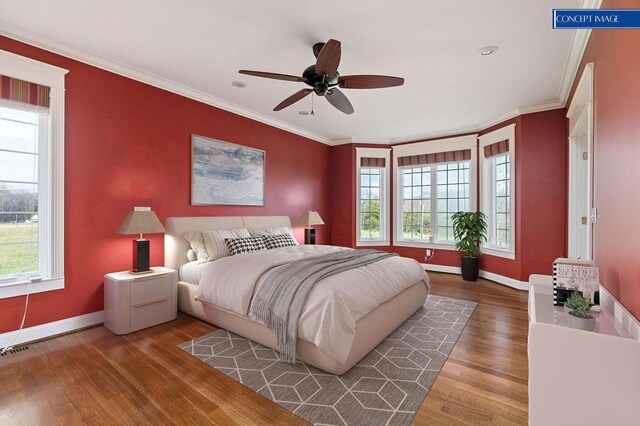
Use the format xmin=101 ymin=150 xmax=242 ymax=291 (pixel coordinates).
xmin=567 ymin=63 xmax=594 ymax=260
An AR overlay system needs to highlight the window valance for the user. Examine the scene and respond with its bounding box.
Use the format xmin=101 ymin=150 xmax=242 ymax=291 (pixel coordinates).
xmin=0 ymin=75 xmax=50 ymax=108
xmin=483 ymin=139 xmax=509 ymax=158
xmin=360 ymin=157 xmax=386 ymax=167
xmin=397 ymin=149 xmax=471 ymax=167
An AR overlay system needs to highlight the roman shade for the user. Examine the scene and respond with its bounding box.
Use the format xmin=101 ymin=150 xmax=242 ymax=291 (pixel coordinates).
xmin=0 ymin=75 xmax=50 ymax=108
xmin=483 ymin=139 xmax=509 ymax=158
xmin=397 ymin=149 xmax=471 ymax=167
xmin=360 ymin=157 xmax=386 ymax=167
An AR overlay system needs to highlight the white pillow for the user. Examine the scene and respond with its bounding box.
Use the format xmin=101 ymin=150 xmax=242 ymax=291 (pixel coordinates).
xmin=187 ymin=249 xmax=197 ymax=262
xmin=184 ymin=228 xmax=251 ymax=260
xmin=248 ymin=226 xmax=299 ymax=245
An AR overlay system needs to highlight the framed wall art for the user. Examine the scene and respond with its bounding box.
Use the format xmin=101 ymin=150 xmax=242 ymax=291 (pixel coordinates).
xmin=191 ymin=135 xmax=265 ymax=206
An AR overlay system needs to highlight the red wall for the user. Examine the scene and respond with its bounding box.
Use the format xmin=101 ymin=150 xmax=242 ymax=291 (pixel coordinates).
xmin=329 ymin=144 xmax=354 ymax=247
xmin=519 ymin=110 xmax=567 ymax=279
xmin=0 ymin=36 xmax=331 ymax=333
xmin=330 ymin=110 xmax=567 ymax=283
xmin=568 ymin=0 xmax=640 ymax=319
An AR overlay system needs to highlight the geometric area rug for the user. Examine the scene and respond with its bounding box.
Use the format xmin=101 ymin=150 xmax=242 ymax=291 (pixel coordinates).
xmin=178 ymin=295 xmax=476 ymax=426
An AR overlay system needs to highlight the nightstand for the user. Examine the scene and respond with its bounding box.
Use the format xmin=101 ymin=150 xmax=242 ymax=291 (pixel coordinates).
xmin=104 ymin=267 xmax=178 ymax=335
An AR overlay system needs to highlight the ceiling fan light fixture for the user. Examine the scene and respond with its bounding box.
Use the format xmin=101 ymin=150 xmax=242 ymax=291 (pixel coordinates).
xmin=239 ymin=38 xmax=405 ymax=114
xmin=479 ymin=46 xmax=499 ymax=56
xmin=231 ymin=80 xmax=246 ymax=88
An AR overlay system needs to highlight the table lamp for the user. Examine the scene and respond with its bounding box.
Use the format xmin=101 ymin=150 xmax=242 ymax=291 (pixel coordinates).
xmin=117 ymin=207 xmax=166 ymax=274
xmin=297 ymin=211 xmax=325 ymax=245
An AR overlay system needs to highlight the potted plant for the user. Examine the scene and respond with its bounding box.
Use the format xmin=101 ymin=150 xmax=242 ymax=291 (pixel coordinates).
xmin=564 ymin=290 xmax=595 ymax=331
xmin=451 ymin=211 xmax=487 ymax=282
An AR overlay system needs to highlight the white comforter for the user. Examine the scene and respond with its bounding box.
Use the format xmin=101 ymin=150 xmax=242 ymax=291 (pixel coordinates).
xmin=196 ymin=245 xmax=429 ymax=363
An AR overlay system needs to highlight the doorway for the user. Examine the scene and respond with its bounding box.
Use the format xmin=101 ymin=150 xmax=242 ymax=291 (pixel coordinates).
xmin=567 ymin=63 xmax=594 ymax=260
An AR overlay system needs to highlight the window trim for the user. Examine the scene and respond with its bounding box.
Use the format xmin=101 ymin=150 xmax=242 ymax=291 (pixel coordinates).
xmin=392 ymin=134 xmax=478 ymax=248
xmin=479 ymin=123 xmax=516 ymax=259
xmin=0 ymin=49 xmax=68 ymax=298
xmin=355 ymin=147 xmax=391 ymax=246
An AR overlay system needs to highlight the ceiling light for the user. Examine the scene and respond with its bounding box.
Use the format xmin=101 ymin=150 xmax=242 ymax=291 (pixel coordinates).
xmin=298 ymin=111 xmax=309 ymax=116
xmin=479 ymin=46 xmax=498 ymax=56
xmin=231 ymin=80 xmax=246 ymax=88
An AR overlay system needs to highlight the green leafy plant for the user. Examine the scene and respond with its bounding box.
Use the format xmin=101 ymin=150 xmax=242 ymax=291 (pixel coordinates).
xmin=565 ymin=290 xmax=593 ymax=319
xmin=451 ymin=211 xmax=487 ymax=258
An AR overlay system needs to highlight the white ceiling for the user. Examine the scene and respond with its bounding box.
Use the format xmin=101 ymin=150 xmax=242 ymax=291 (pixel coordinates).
xmin=0 ymin=0 xmax=585 ymax=144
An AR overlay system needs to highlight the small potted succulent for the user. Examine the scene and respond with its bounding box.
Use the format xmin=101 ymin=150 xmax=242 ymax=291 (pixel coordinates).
xmin=564 ymin=290 xmax=595 ymax=331
xmin=451 ymin=211 xmax=487 ymax=281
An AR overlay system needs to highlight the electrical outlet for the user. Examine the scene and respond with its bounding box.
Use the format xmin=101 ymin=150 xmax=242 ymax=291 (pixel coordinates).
xmin=424 ymin=249 xmax=435 ymax=262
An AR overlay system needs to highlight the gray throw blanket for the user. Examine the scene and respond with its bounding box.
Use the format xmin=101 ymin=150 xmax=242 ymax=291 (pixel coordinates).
xmin=249 ymin=249 xmax=397 ymax=364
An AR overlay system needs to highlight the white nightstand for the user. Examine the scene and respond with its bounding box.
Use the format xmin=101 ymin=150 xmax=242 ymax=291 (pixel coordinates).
xmin=104 ymin=267 xmax=178 ymax=335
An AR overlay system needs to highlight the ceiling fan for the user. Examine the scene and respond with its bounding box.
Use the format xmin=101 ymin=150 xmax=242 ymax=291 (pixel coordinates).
xmin=239 ymin=39 xmax=404 ymax=115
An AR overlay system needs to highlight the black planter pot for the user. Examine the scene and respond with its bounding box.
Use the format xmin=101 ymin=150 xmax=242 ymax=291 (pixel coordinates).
xmin=461 ymin=256 xmax=479 ymax=281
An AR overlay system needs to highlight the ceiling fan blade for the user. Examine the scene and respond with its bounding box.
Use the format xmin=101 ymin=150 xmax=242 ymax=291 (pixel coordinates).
xmin=339 ymin=75 xmax=405 ymax=89
xmin=312 ymin=42 xmax=324 ymax=58
xmin=239 ymin=70 xmax=305 ymax=82
xmin=274 ymin=89 xmax=312 ymax=111
xmin=325 ymin=89 xmax=354 ymax=115
xmin=315 ymin=39 xmax=341 ymax=77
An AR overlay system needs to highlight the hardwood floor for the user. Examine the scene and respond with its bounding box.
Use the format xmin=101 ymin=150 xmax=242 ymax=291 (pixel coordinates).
xmin=0 ymin=273 xmax=529 ymax=425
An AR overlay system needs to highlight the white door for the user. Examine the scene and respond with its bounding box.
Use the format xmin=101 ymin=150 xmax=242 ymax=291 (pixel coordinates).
xmin=568 ymin=108 xmax=591 ymax=260
xmin=567 ymin=63 xmax=594 ymax=261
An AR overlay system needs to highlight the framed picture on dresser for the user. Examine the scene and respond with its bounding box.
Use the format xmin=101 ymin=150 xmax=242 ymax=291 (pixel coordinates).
xmin=191 ymin=135 xmax=265 ymax=206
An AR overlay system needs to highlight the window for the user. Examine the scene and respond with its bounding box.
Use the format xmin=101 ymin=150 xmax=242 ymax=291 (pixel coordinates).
xmin=0 ymin=49 xmax=67 ymax=298
xmin=393 ymin=135 xmax=477 ymax=248
xmin=480 ymin=124 xmax=516 ymax=258
xmin=399 ymin=161 xmax=471 ymax=244
xmin=401 ymin=166 xmax=431 ymax=240
xmin=356 ymin=148 xmax=390 ymax=245
xmin=0 ymin=104 xmax=45 ymax=279
xmin=360 ymin=168 xmax=382 ymax=239
xmin=436 ymin=161 xmax=470 ymax=241
xmin=492 ymin=154 xmax=510 ymax=247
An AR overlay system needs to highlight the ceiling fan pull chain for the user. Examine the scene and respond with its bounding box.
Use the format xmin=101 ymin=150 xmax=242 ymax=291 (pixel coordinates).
xmin=311 ymin=94 xmax=315 ymax=115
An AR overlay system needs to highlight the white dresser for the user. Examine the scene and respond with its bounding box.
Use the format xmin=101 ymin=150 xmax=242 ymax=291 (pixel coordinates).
xmin=528 ymin=275 xmax=640 ymax=425
xmin=104 ymin=267 xmax=178 ymax=335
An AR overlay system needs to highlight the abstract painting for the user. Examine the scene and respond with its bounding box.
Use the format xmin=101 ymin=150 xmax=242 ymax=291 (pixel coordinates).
xmin=191 ymin=135 xmax=265 ymax=206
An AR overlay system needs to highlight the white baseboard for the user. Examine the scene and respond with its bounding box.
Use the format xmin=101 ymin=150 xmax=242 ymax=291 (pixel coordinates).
xmin=478 ymin=270 xmax=529 ymax=291
xmin=599 ymin=285 xmax=640 ymax=340
xmin=421 ymin=263 xmax=529 ymax=291
xmin=0 ymin=310 xmax=104 ymax=348
xmin=421 ymin=263 xmax=461 ymax=274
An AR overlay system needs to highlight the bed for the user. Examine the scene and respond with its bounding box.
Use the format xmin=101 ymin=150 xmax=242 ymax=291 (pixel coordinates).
xmin=165 ymin=215 xmax=430 ymax=375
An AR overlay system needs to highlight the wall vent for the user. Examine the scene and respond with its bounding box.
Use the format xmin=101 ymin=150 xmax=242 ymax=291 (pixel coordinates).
xmin=0 ymin=346 xmax=29 ymax=357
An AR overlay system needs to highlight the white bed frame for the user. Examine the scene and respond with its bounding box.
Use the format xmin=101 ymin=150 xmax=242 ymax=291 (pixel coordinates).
xmin=165 ymin=215 xmax=429 ymax=375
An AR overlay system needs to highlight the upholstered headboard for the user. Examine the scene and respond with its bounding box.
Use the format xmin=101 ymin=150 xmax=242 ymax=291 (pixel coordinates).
xmin=164 ymin=216 xmax=292 ymax=271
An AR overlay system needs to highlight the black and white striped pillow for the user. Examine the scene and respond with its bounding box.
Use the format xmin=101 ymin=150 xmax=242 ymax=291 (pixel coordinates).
xmin=224 ymin=237 xmax=268 ymax=255
xmin=263 ymin=234 xmax=298 ymax=249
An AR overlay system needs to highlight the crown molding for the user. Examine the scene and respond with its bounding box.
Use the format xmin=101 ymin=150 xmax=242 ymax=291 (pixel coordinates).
xmin=556 ymin=0 xmax=602 ymax=105
xmin=389 ymin=99 xmax=564 ymax=145
xmin=330 ymin=137 xmax=391 ymax=146
xmin=0 ymin=20 xmax=332 ymax=145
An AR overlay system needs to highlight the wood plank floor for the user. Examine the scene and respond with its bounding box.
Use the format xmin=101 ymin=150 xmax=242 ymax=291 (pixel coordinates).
xmin=0 ymin=273 xmax=529 ymax=425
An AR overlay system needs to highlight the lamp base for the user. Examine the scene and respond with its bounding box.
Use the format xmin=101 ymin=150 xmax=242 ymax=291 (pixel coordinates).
xmin=128 ymin=269 xmax=154 ymax=275
xmin=131 ymin=239 xmax=151 ymax=274
xmin=304 ymin=228 xmax=316 ymax=245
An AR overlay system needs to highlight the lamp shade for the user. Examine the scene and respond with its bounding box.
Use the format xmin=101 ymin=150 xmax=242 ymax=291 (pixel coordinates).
xmin=117 ymin=208 xmax=166 ymax=235
xmin=297 ymin=211 xmax=325 ymax=227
